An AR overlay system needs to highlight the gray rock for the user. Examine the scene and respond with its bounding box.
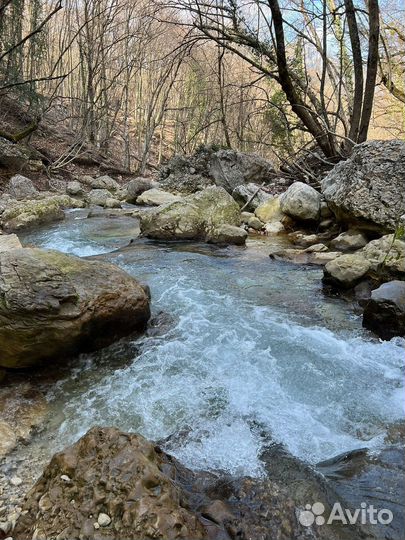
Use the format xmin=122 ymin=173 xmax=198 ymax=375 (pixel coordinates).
xmin=140 ymin=186 xmax=241 ymax=244
xmin=0 ymin=139 xmax=30 ymax=170
xmin=232 ymin=183 xmax=272 ymax=211
xmin=125 ymin=177 xmax=156 ymax=203
xmin=160 ymin=146 xmax=276 ymax=194
xmin=207 ymin=224 xmax=248 ymax=245
xmin=363 ymin=281 xmax=405 ymax=339
xmin=87 ymin=189 xmax=113 ymax=207
xmin=136 ymin=188 xmax=179 ymax=206
xmin=66 ymin=181 xmax=84 ymax=197
xmin=0 ymin=233 xmax=22 ymax=252
xmin=91 ymin=175 xmax=120 ymax=191
xmin=322 ymin=140 xmax=405 ymax=232
xmin=330 ymin=230 xmax=368 ymax=251
xmin=280 ymin=182 xmax=321 ymax=221
xmin=209 ymin=150 xmax=276 ymax=192
xmin=247 ymin=216 xmax=263 ymax=231
xmin=323 ymin=254 xmax=371 ymax=287
xmin=8 ymin=175 xmax=38 ymax=200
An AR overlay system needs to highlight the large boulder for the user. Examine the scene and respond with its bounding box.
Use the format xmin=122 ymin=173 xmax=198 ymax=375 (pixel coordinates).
xmin=280 ymin=182 xmax=322 ymax=221
xmin=125 ymin=177 xmax=157 ymax=203
xmin=8 ymin=174 xmax=38 ymax=200
xmin=0 ymin=248 xmax=150 ymax=368
xmin=321 ymin=140 xmax=405 ymax=232
xmin=363 ymin=281 xmax=405 ymax=339
xmin=160 ymin=146 xmax=276 ymax=194
xmin=136 ymin=188 xmax=179 ymax=206
xmin=232 ymin=183 xmax=272 ymax=211
xmin=0 ymin=195 xmax=85 ymax=231
xmin=140 ymin=186 xmax=242 ymax=243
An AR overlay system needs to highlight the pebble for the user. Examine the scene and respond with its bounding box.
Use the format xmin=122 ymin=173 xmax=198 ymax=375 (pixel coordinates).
xmin=97 ymin=513 xmax=111 ymax=527
xmin=94 ymin=522 xmax=100 ymax=530
xmin=60 ymin=475 xmax=71 ymax=483
xmin=9 ymin=477 xmax=22 ymax=487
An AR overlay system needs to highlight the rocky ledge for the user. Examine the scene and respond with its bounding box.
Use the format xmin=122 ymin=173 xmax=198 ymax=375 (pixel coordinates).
xmin=12 ymin=426 xmax=369 ymax=540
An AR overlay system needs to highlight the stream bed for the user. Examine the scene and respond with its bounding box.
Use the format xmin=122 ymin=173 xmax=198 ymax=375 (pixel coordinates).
xmin=16 ymin=208 xmax=404 ymax=480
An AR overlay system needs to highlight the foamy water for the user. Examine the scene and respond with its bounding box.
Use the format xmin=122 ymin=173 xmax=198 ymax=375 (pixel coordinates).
xmin=21 ymin=213 xmax=405 ymax=476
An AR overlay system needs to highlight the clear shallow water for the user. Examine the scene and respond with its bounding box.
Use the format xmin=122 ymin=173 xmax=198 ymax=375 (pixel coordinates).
xmin=20 ymin=211 xmax=405 ymax=477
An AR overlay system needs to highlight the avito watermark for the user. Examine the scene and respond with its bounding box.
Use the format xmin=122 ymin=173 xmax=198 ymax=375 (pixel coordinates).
xmin=298 ymin=502 xmax=393 ymax=527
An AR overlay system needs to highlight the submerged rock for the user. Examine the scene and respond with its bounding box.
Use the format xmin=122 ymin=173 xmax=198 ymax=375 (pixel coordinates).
xmin=13 ymin=426 xmax=352 ymax=540
xmin=280 ymin=182 xmax=322 ymax=222
xmin=321 ymin=140 xmax=405 ymax=232
xmin=140 ymin=186 xmax=243 ymax=244
xmin=0 ymin=248 xmax=150 ymax=368
xmin=362 ymin=280 xmax=405 ymax=339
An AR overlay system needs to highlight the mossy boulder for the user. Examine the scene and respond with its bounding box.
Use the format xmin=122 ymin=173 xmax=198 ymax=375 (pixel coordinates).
xmin=0 ymin=195 xmax=85 ymax=231
xmin=0 ymin=248 xmax=150 ymax=368
xmin=140 ymin=186 xmax=242 ymax=243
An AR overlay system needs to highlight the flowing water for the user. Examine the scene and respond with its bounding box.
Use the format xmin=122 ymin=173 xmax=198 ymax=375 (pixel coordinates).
xmin=20 ymin=209 xmax=405 ymax=477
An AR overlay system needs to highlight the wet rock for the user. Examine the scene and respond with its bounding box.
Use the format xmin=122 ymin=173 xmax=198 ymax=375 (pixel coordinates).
xmin=321 ymin=140 xmax=405 ymax=232
xmin=323 ymin=254 xmax=371 ymax=288
xmin=362 ymin=280 xmax=405 ymax=339
xmin=232 ymin=183 xmax=272 ymax=211
xmin=207 ymin=224 xmax=247 ymax=245
xmin=136 ymin=188 xmax=180 ymax=206
xmin=0 ymin=195 xmax=84 ymax=231
xmin=125 ymin=177 xmax=157 ymax=203
xmin=0 ymin=233 xmax=22 ymax=252
xmin=8 ymin=175 xmax=38 ymax=200
xmin=13 ymin=426 xmax=348 ymax=540
xmin=330 ymin=230 xmax=368 ymax=251
xmin=140 ymin=186 xmax=241 ymax=244
xmin=280 ymin=182 xmax=322 ymax=221
xmin=0 ymin=248 xmax=150 ymax=368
